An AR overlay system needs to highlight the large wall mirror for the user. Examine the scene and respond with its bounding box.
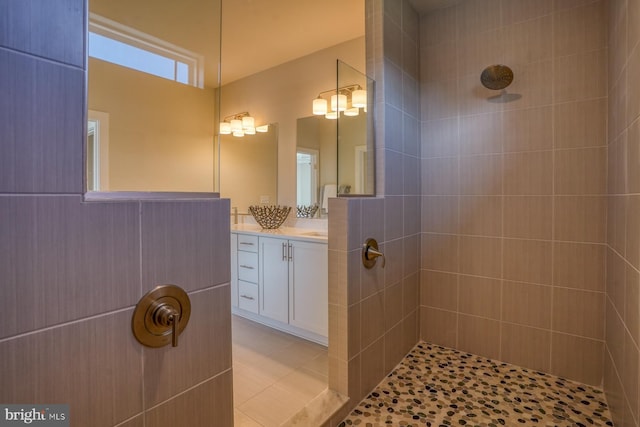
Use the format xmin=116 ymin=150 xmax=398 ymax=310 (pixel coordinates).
xmin=87 ymin=0 xmax=221 ymax=193
xmin=219 ymin=1 xmax=367 ymax=218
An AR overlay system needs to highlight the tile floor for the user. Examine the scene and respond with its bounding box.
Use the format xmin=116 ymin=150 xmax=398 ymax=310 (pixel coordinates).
xmin=232 ymin=315 xmax=329 ymax=427
xmin=340 ymin=342 xmax=613 ymax=427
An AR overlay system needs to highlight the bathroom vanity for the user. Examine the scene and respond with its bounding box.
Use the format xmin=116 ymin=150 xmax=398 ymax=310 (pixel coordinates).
xmin=230 ymin=225 xmax=328 ymax=345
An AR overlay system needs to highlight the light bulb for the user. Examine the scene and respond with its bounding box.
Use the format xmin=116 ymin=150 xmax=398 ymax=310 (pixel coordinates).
xmin=352 ymin=89 xmax=366 ymax=108
xmin=331 ymin=94 xmax=347 ymax=112
xmin=313 ymin=97 xmax=327 ymax=115
xmin=219 ymin=122 xmax=231 ymax=134
xmin=242 ymin=116 xmax=254 ymax=130
xmin=344 ymin=107 xmax=359 ymax=116
xmin=230 ymin=119 xmax=242 ymax=132
xmin=325 ymin=111 xmax=338 ymax=120
xmin=232 ymin=129 xmax=244 ymax=137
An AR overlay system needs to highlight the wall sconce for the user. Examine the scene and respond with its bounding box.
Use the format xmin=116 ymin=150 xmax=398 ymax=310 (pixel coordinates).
xmin=311 ymin=84 xmax=366 ymax=120
xmin=219 ymin=112 xmax=268 ymax=137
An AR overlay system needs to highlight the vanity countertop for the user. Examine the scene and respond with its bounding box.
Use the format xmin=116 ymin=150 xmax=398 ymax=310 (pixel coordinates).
xmin=231 ymin=224 xmax=328 ymax=243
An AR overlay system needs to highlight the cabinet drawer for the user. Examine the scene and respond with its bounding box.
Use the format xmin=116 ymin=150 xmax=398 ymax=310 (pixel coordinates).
xmin=238 ymin=280 xmax=259 ymax=313
xmin=237 ymin=234 xmax=258 ymax=252
xmin=238 ymin=251 xmax=259 ymax=283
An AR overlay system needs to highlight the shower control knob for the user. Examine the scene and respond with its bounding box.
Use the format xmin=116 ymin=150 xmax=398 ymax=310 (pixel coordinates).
xmin=132 ymin=284 xmax=191 ymax=348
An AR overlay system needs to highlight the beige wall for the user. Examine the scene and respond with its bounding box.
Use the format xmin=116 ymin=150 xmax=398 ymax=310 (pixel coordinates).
xmin=605 ymin=0 xmax=640 ymax=425
xmin=219 ymin=37 xmax=366 ymax=207
xmin=419 ymin=0 xmax=607 ymax=386
xmin=89 ymin=59 xmax=216 ymax=192
xmin=219 ymin=127 xmax=278 ymax=212
xmin=0 ymin=2 xmax=234 ymax=426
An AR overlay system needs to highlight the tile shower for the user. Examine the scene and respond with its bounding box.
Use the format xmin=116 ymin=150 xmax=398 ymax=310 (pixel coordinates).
xmin=330 ymin=0 xmax=639 ymax=426
xmin=2 ymin=0 xmax=640 ymax=426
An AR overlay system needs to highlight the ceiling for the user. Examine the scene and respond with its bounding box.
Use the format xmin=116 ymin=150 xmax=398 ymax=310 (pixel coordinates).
xmin=221 ymin=0 xmax=365 ymax=84
xmin=408 ymin=0 xmax=462 ymax=15
xmin=220 ymin=0 xmax=464 ymax=84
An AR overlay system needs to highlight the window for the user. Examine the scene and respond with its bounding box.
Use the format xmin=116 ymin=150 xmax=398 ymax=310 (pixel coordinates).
xmin=88 ymin=13 xmax=204 ymax=88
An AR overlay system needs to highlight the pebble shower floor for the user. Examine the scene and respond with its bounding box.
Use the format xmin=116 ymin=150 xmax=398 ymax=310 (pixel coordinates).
xmin=340 ymin=342 xmax=613 ymax=427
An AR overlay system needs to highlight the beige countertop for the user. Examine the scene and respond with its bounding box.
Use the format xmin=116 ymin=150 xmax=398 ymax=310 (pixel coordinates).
xmin=231 ymin=224 xmax=328 ymax=243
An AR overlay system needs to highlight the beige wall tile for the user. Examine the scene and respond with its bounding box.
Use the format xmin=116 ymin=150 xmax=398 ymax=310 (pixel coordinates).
xmin=504 ymin=15 xmax=553 ymax=65
xmin=0 ymin=310 xmax=143 ymax=426
xmin=458 ymin=30 xmax=504 ymax=80
xmin=606 ymin=298 xmax=625 ymax=375
xmin=460 ymin=154 xmax=503 ymax=195
xmin=422 ymin=118 xmax=459 ymax=158
xmin=402 ymin=310 xmax=419 ymax=355
xmin=459 ymin=236 xmax=502 ymax=279
xmin=420 ymin=307 xmax=457 ymax=348
xmin=422 ymin=196 xmax=459 ymax=233
xmin=423 ymin=79 xmax=459 ymax=120
xmin=422 ymin=233 xmax=459 ymax=273
xmin=421 ymin=43 xmax=457 ymax=84
xmin=459 ymin=112 xmax=503 ymax=155
xmin=360 ymin=292 xmax=385 ymax=349
xmin=459 ymin=196 xmax=502 ymax=237
xmin=384 ymin=322 xmax=406 ymax=373
xmin=503 ymin=107 xmax=553 ymax=153
xmin=457 ymin=314 xmax=500 ymax=360
xmin=384 ymin=281 xmax=404 ymax=329
xmin=141 ymin=199 xmax=231 ymax=293
xmin=554 ymin=196 xmax=607 ymax=243
xmin=622 ymin=330 xmax=639 ymax=422
xmin=421 ymin=270 xmax=458 ymax=311
xmin=628 ymin=120 xmax=640 ymax=194
xmin=0 ymin=196 xmax=140 ymax=338
xmin=551 ymin=333 xmax=604 ymax=386
xmin=553 ymin=242 xmax=606 ymax=291
xmin=607 ymin=248 xmax=627 ymax=318
xmin=501 ymin=0 xmax=553 ymax=25
xmin=329 ymin=303 xmax=349 ymax=361
xmin=629 ymin=44 xmax=640 ymax=125
xmin=625 ymin=263 xmax=640 ymax=348
xmin=604 ymin=350 xmax=626 ymax=427
xmin=403 ymin=272 xmax=420 ymax=314
xmin=421 ymin=5 xmax=457 ymax=47
xmin=456 ymin=0 xmax=501 ymax=38
xmin=555 ymin=99 xmax=607 ymax=149
xmin=553 ymin=1 xmax=607 ymax=57
xmin=554 ymin=147 xmax=607 ymax=195
xmin=554 ymin=49 xmax=607 ymax=103
xmin=552 ymin=288 xmax=605 ymax=339
xmin=458 ymin=73 xmax=501 ymax=117
xmin=422 ymin=157 xmax=459 ymax=195
xmin=458 ymin=275 xmax=501 ymax=319
xmin=503 ymin=239 xmax=552 ymax=285
xmin=143 ymin=286 xmax=232 ymax=407
xmin=503 ymin=151 xmax=553 ymax=195
xmin=502 ymin=281 xmax=552 ymax=329
xmin=607 ymin=195 xmax=628 ymax=257
xmin=503 ymin=196 xmax=552 ymax=239
xmin=501 ymin=323 xmax=551 ymax=372
xmin=360 ymin=337 xmax=385 ymax=396
xmin=146 ymin=371 xmax=233 ymax=427
xmin=626 ymin=196 xmax=640 ymax=270
xmin=502 ymin=61 xmax=553 ymax=111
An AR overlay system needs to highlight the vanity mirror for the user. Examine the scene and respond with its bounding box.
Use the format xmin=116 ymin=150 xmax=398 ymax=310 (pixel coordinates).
xmin=86 ymin=0 xmax=221 ymax=193
xmin=219 ymin=123 xmax=278 ymax=214
xmin=295 ymin=60 xmax=375 ymax=216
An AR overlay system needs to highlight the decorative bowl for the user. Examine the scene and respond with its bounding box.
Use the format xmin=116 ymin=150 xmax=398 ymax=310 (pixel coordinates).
xmin=249 ymin=205 xmax=291 ymax=229
xmin=296 ymin=204 xmax=319 ymax=218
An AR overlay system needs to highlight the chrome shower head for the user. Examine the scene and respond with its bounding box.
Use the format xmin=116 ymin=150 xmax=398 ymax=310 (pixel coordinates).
xmin=480 ymin=64 xmax=514 ymax=90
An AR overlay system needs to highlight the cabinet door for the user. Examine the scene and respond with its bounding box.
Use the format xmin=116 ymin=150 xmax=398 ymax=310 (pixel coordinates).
xmin=289 ymin=240 xmax=328 ymax=337
xmin=259 ymin=236 xmax=289 ymax=323
xmin=230 ymin=233 xmax=238 ymax=308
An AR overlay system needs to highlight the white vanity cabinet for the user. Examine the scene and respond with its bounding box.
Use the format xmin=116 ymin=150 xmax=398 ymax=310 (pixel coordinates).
xmin=230 ymin=229 xmax=328 ymax=345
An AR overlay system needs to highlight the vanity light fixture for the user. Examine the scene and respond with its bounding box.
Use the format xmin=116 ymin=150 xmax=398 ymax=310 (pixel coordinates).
xmin=311 ymin=84 xmax=366 ymax=120
xmin=219 ymin=112 xmax=267 ymax=137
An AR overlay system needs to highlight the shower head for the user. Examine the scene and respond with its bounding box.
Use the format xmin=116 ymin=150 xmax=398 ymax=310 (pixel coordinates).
xmin=480 ymin=64 xmax=514 ymax=90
